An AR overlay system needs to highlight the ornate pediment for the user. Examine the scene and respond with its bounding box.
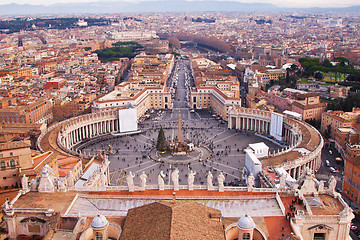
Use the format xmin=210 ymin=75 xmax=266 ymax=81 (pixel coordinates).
xmin=308 ymin=224 xmax=334 ymax=231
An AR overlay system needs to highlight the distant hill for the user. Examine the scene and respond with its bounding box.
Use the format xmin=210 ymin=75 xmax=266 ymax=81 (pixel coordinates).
xmin=0 ymin=0 xmax=277 ymax=16
xmin=0 ymin=0 xmax=359 ymax=16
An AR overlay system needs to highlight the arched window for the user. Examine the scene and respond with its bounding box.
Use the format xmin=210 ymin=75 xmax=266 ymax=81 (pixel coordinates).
xmin=10 ymin=159 xmax=15 ymax=167
xmin=242 ymin=233 xmax=251 ymax=240
xmin=95 ymin=232 xmax=103 ymax=240
xmin=0 ymin=161 xmax=5 ymax=168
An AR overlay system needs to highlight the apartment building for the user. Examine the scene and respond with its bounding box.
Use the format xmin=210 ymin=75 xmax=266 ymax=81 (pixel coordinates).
xmin=0 ymin=97 xmax=52 ymax=124
xmin=190 ymin=56 xmax=241 ymax=120
xmin=321 ymin=108 xmax=360 ymax=139
xmin=343 ymin=143 xmax=360 ymax=204
xmin=0 ymin=140 xmax=32 ymax=189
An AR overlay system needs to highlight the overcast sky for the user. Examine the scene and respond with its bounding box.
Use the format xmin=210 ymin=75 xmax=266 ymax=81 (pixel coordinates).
xmin=1 ymin=0 xmax=358 ymax=8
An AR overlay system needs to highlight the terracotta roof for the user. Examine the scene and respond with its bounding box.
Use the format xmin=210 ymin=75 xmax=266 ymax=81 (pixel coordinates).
xmin=291 ymin=101 xmax=327 ymax=110
xmin=12 ymin=191 xmax=77 ymax=214
xmin=120 ymin=201 xmax=225 ymax=240
xmin=0 ymin=140 xmax=30 ymax=151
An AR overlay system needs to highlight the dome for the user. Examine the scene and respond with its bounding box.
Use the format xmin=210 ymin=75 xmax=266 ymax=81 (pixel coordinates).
xmin=236 ymin=215 xmax=255 ymax=230
xmin=91 ymin=214 xmax=109 ymax=230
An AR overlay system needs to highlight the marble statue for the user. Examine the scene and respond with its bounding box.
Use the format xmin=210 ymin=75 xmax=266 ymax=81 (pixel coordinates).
xmin=328 ymin=175 xmax=337 ymax=194
xmin=247 ymin=173 xmax=255 ymax=189
xmin=158 ymin=171 xmax=166 ymax=190
xmin=3 ymin=199 xmax=10 ymax=210
xmin=299 ymin=168 xmax=317 ymax=195
xmin=99 ymin=169 xmax=107 ymax=187
xmin=21 ymin=174 xmax=29 ymax=191
xmin=218 ymin=172 xmax=225 ymax=192
xmin=172 ymin=168 xmax=180 ymax=191
xmin=58 ymin=179 xmax=67 ymax=192
xmin=38 ymin=164 xmax=55 ymax=193
xmin=187 ymin=170 xmax=196 ymax=190
xmin=241 ymin=167 xmax=247 ymax=180
xmin=127 ymin=171 xmax=136 ymax=192
xmin=66 ymin=172 xmax=75 ymax=187
xmin=207 ymin=171 xmax=214 ymax=190
xmin=279 ymin=173 xmax=286 ymax=189
xmin=30 ymin=179 xmax=37 ymax=191
xmin=140 ymin=171 xmax=147 ymax=191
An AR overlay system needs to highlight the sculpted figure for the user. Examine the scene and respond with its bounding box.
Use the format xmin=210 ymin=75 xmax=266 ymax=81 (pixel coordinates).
xmin=158 ymin=171 xmax=166 ymax=190
xmin=207 ymin=171 xmax=214 ymax=190
xmin=58 ymin=179 xmax=67 ymax=192
xmin=172 ymin=168 xmax=180 ymax=191
xmin=22 ymin=174 xmax=29 ymax=191
xmin=30 ymin=179 xmax=37 ymax=191
xmin=127 ymin=171 xmax=136 ymax=192
xmin=218 ymin=172 xmax=225 ymax=192
xmin=140 ymin=171 xmax=147 ymax=191
xmin=99 ymin=169 xmax=107 ymax=187
xmin=279 ymin=173 xmax=286 ymax=189
xmin=328 ymin=175 xmax=337 ymax=193
xmin=66 ymin=172 xmax=75 ymax=187
xmin=187 ymin=170 xmax=196 ymax=190
xmin=247 ymin=173 xmax=255 ymax=189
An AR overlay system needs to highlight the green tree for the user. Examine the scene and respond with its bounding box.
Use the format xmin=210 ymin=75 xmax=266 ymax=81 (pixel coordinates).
xmin=314 ymin=71 xmax=323 ymax=80
xmin=156 ymin=126 xmax=167 ymax=152
xmin=324 ymin=125 xmax=332 ymax=139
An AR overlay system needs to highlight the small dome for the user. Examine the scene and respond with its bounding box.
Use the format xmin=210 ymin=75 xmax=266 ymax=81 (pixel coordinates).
xmin=236 ymin=214 xmax=255 ymax=230
xmin=91 ymin=214 xmax=109 ymax=230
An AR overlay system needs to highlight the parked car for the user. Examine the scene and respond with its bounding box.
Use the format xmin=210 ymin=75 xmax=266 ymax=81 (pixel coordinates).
xmin=329 ymin=167 xmax=336 ymax=173
xmin=329 ymin=150 xmax=333 ymax=155
xmin=325 ymin=160 xmax=330 ymax=167
xmin=336 ymin=188 xmax=342 ymax=193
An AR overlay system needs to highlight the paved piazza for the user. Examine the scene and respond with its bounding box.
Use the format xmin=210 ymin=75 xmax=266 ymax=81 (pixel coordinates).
xmin=80 ymin=108 xmax=281 ymax=187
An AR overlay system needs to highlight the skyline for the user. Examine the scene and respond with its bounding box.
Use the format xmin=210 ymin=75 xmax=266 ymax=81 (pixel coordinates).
xmin=1 ymin=0 xmax=360 ymax=9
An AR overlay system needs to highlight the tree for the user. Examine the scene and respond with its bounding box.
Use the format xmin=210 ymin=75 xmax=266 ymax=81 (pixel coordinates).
xmin=290 ymin=64 xmax=299 ymax=72
xmin=156 ymin=126 xmax=167 ymax=152
xmin=324 ymin=125 xmax=332 ymax=139
xmin=314 ymin=71 xmax=323 ymax=80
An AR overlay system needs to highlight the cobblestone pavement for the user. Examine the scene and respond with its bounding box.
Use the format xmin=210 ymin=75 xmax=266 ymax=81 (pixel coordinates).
xmin=81 ymin=58 xmax=281 ymax=187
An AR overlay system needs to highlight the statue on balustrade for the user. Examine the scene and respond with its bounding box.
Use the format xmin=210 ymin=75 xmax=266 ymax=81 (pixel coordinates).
xmin=207 ymin=171 xmax=214 ymax=190
xmin=158 ymin=171 xmax=166 ymax=190
xmin=188 ymin=170 xmax=196 ymax=190
xmin=218 ymin=172 xmax=225 ymax=192
xmin=172 ymin=168 xmax=180 ymax=191
xmin=140 ymin=171 xmax=147 ymax=191
xmin=127 ymin=171 xmax=136 ymax=192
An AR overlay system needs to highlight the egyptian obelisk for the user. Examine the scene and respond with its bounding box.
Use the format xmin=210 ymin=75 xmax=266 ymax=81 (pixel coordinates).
xmin=178 ymin=110 xmax=182 ymax=143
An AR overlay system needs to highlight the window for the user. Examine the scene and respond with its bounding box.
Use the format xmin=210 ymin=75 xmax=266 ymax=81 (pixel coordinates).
xmin=314 ymin=233 xmax=325 ymax=240
xmin=10 ymin=152 xmax=13 ymax=157
xmin=242 ymin=233 xmax=251 ymax=240
xmin=0 ymin=161 xmax=4 ymax=168
xmin=95 ymin=232 xmax=103 ymax=240
xmin=10 ymin=159 xmax=15 ymax=167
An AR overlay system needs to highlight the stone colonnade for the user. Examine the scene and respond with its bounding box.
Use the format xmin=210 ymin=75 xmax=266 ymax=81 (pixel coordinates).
xmin=228 ymin=107 xmax=323 ymax=179
xmin=59 ymin=111 xmax=119 ymax=150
